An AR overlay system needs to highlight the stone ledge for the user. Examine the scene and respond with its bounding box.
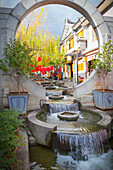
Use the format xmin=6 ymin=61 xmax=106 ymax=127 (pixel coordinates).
xmin=16 ymin=129 xmax=30 ymax=170
xmin=81 ymin=107 xmax=112 ymax=138
xmin=28 ymin=110 xmax=57 ymax=147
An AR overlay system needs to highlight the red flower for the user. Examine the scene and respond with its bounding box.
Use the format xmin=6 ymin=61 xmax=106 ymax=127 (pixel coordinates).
xmin=38 ymin=56 xmax=41 ymax=62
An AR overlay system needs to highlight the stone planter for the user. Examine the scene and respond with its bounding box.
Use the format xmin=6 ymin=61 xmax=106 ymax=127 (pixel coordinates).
xmin=93 ymin=89 xmax=113 ymax=110
xmin=7 ymin=92 xmax=28 ymax=113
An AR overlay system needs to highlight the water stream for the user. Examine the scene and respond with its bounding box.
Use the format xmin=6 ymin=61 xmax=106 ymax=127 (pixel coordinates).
xmin=29 ymin=91 xmax=113 ymax=170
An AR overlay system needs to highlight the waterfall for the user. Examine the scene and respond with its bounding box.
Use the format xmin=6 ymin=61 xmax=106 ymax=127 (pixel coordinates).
xmin=49 ymin=103 xmax=78 ymax=113
xmin=53 ymin=129 xmax=109 ymax=158
xmin=46 ymin=91 xmax=62 ymax=96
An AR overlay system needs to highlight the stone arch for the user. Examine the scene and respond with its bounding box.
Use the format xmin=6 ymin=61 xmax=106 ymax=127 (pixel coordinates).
xmin=0 ymin=0 xmax=112 ymax=102
xmin=9 ymin=0 xmax=110 ymax=47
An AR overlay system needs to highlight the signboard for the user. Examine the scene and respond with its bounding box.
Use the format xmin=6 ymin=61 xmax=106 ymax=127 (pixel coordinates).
xmin=87 ymin=54 xmax=97 ymax=62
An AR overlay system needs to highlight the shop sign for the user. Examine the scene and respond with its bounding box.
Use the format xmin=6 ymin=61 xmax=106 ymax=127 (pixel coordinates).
xmin=87 ymin=54 xmax=97 ymax=61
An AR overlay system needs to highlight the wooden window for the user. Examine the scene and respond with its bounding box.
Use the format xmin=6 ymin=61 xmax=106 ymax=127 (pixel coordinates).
xmin=69 ymin=37 xmax=74 ymax=50
xmin=77 ymin=29 xmax=84 ymax=45
xmin=62 ymin=45 xmax=65 ymax=53
xmin=78 ymin=63 xmax=84 ymax=71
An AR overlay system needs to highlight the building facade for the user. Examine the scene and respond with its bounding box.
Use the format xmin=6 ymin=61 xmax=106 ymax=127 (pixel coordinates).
xmin=60 ymin=1 xmax=113 ymax=84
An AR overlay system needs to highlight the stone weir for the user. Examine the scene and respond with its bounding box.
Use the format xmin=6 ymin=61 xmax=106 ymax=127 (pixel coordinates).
xmin=49 ymin=103 xmax=78 ymax=113
xmin=46 ymin=91 xmax=62 ymax=96
xmin=28 ymin=104 xmax=111 ymax=149
xmin=52 ymin=129 xmax=109 ymax=155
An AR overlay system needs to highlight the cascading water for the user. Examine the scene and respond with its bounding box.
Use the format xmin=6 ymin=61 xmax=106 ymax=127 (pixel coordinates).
xmin=49 ymin=103 xmax=110 ymax=162
xmin=53 ymin=129 xmax=109 ymax=155
xmin=30 ymin=86 xmax=113 ymax=170
xmin=49 ymin=103 xmax=78 ymax=113
xmin=46 ymin=91 xmax=62 ymax=96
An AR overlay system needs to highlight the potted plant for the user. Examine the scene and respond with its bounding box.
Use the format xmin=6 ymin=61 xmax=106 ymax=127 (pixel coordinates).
xmin=0 ymin=38 xmax=37 ymax=113
xmin=92 ymin=40 xmax=113 ymax=110
xmin=0 ymin=109 xmax=23 ymax=169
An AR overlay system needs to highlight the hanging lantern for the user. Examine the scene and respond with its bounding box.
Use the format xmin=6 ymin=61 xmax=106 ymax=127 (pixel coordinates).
xmin=31 ymin=70 xmax=35 ymax=73
xmin=38 ymin=56 xmax=41 ymax=62
xmin=30 ymin=64 xmax=33 ymax=67
xmin=46 ymin=67 xmax=50 ymax=72
xmin=50 ymin=65 xmax=53 ymax=70
xmin=42 ymin=71 xmax=45 ymax=75
xmin=44 ymin=68 xmax=47 ymax=72
xmin=40 ymin=68 xmax=43 ymax=72
xmin=35 ymin=67 xmax=39 ymax=71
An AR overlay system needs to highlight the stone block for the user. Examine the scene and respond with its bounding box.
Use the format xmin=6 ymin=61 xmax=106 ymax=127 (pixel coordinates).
xmin=0 ymin=41 xmax=5 ymax=58
xmin=97 ymin=22 xmax=109 ymax=36
xmin=0 ymin=14 xmax=9 ymax=20
xmin=11 ymin=3 xmax=27 ymax=20
xmin=91 ymin=10 xmax=105 ymax=27
xmin=69 ymin=0 xmax=87 ymax=7
xmin=0 ymin=8 xmax=12 ymax=14
xmin=0 ymin=19 xmax=7 ymax=28
xmin=0 ymin=28 xmax=15 ymax=43
xmin=21 ymin=0 xmax=37 ymax=9
xmin=5 ymin=15 xmax=19 ymax=31
xmin=83 ymin=0 xmax=97 ymax=16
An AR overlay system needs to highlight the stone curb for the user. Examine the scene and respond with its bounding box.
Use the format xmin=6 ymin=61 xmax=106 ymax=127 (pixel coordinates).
xmin=16 ymin=129 xmax=30 ymax=170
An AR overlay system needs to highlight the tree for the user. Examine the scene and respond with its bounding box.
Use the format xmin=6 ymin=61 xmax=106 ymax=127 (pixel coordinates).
xmin=16 ymin=8 xmax=65 ymax=69
xmin=0 ymin=38 xmax=38 ymax=93
xmin=92 ymin=40 xmax=113 ymax=90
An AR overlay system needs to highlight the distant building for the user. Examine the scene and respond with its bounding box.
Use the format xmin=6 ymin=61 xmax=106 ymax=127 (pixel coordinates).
xmin=60 ymin=0 xmax=113 ymax=83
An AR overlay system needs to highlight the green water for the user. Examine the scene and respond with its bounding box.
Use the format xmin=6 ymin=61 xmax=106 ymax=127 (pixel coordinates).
xmin=37 ymin=110 xmax=102 ymax=132
xmin=29 ymin=144 xmax=113 ymax=170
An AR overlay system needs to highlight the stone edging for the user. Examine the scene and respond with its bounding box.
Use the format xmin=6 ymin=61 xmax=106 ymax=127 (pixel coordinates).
xmin=81 ymin=107 xmax=112 ymax=138
xmin=28 ymin=108 xmax=112 ymax=149
xmin=28 ymin=110 xmax=57 ymax=147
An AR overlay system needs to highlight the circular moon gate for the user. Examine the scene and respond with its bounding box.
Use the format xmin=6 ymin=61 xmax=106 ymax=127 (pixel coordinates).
xmin=0 ymin=0 xmax=111 ymax=99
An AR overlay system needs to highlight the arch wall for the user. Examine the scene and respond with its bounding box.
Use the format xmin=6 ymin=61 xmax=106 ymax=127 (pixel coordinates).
xmin=0 ymin=0 xmax=112 ymax=106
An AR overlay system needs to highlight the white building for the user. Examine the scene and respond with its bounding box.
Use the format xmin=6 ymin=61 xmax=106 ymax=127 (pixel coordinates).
xmin=60 ymin=0 xmax=113 ymax=84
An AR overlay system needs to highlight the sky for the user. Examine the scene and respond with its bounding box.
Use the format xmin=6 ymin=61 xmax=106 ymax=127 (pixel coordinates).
xmin=33 ymin=0 xmax=103 ymax=37
xmin=1 ymin=0 xmax=103 ymax=38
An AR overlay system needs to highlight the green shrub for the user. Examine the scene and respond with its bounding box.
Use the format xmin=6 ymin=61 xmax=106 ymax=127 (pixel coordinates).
xmin=0 ymin=109 xmax=23 ymax=169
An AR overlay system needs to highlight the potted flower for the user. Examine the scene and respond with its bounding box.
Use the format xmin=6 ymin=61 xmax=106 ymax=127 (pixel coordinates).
xmin=0 ymin=38 xmax=37 ymax=113
xmin=92 ymin=40 xmax=113 ymax=110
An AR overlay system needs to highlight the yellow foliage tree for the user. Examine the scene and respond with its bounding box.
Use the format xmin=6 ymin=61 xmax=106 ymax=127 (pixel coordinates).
xmin=16 ymin=7 xmax=65 ymax=68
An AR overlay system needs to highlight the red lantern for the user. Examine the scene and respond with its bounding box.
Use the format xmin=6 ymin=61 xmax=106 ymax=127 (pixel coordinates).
xmin=50 ymin=65 xmax=53 ymax=70
xmin=42 ymin=71 xmax=45 ymax=75
xmin=31 ymin=70 xmax=35 ymax=73
xmin=38 ymin=56 xmax=41 ymax=62
xmin=30 ymin=64 xmax=33 ymax=67
xmin=40 ymin=68 xmax=43 ymax=72
xmin=44 ymin=68 xmax=47 ymax=72
xmin=35 ymin=67 xmax=39 ymax=71
xmin=46 ymin=67 xmax=50 ymax=71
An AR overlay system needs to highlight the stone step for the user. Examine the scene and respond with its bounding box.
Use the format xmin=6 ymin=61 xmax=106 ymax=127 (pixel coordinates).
xmin=82 ymin=103 xmax=95 ymax=108
xmin=78 ymin=94 xmax=94 ymax=104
